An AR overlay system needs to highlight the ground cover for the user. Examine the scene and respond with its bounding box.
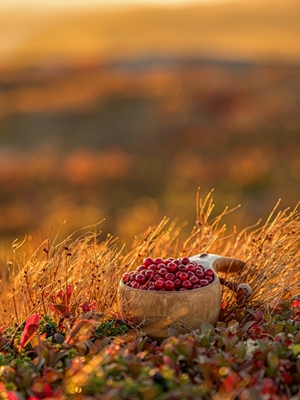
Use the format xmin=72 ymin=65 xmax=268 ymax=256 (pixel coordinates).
xmin=0 ymin=191 xmax=299 ymax=399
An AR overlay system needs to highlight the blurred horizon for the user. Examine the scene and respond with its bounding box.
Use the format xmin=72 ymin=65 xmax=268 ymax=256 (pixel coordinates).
xmin=0 ymin=0 xmax=300 ymax=263
xmin=0 ymin=0 xmax=247 ymax=10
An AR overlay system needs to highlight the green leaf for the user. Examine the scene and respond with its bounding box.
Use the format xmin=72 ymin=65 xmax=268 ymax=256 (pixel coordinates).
xmin=264 ymin=314 xmax=272 ymax=323
xmin=273 ymin=323 xmax=284 ymax=336
xmin=201 ymin=322 xmax=215 ymax=335
xmin=267 ymin=352 xmax=279 ymax=372
xmin=286 ymin=322 xmax=295 ymax=334
xmin=236 ymin=342 xmax=246 ymax=359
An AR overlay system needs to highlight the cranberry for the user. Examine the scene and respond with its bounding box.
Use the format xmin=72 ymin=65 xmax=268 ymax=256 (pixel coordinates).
xmin=179 ymin=288 xmax=187 ymax=291
xmin=181 ymin=257 xmax=190 ymax=264
xmin=148 ymin=264 xmax=158 ymax=271
xmin=195 ymin=270 xmax=205 ymax=279
xmin=148 ymin=286 xmax=156 ymax=291
xmin=205 ymin=276 xmax=214 ymax=283
xmin=160 ymin=288 xmax=167 ymax=291
xmin=205 ymin=268 xmax=215 ymax=277
xmin=165 ymin=258 xmax=175 ymax=265
xmin=155 ymin=280 xmax=164 ymax=290
xmin=165 ymin=280 xmax=175 ymax=291
xmin=148 ymin=281 xmax=155 ymax=287
xmin=173 ymin=259 xmax=181 ymax=266
xmin=131 ymin=273 xmax=138 ymax=281
xmin=143 ymin=257 xmax=154 ymax=267
xmin=178 ymin=272 xmax=188 ymax=282
xmin=140 ymin=269 xmax=148 ymax=275
xmin=131 ymin=281 xmax=140 ymax=289
xmin=159 ymin=268 xmax=168 ymax=277
xmin=140 ymin=284 xmax=147 ymax=290
xmin=135 ymin=274 xmax=146 ymax=284
xmin=187 ymin=271 xmax=195 ymax=278
xmin=178 ymin=264 xmax=187 ymax=272
xmin=126 ymin=282 xmax=132 ymax=287
xmin=153 ymin=274 xmax=162 ymax=281
xmin=193 ymin=284 xmax=201 ymax=289
xmin=186 ymin=263 xmax=196 ymax=272
xmin=145 ymin=270 xmax=155 ymax=279
xmin=157 ymin=263 xmax=166 ymax=270
xmin=167 ymin=262 xmax=177 ymax=273
xmin=199 ymin=279 xmax=209 ymax=286
xmin=165 ymin=272 xmax=175 ymax=281
xmin=182 ymin=280 xmax=192 ymax=290
xmin=189 ymin=275 xmax=199 ymax=285
xmin=175 ymin=271 xmax=182 ymax=278
xmin=122 ymin=273 xmax=130 ymax=283
xmin=154 ymin=258 xmax=164 ymax=265
xmin=174 ymin=279 xmax=182 ymax=289
xmin=137 ymin=265 xmax=146 ymax=272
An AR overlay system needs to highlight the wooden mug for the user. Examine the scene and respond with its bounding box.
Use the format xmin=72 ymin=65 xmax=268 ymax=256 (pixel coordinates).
xmin=118 ymin=253 xmax=248 ymax=341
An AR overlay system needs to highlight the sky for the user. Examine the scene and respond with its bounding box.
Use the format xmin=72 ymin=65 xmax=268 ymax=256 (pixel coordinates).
xmin=0 ymin=0 xmax=233 ymax=10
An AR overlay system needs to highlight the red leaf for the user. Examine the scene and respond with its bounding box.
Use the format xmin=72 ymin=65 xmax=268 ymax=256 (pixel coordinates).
xmin=19 ymin=314 xmax=39 ymax=349
xmin=7 ymin=392 xmax=20 ymax=400
xmin=223 ymin=372 xmax=241 ymax=393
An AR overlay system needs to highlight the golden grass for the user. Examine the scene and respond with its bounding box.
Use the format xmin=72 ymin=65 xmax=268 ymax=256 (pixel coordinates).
xmin=1 ymin=189 xmax=299 ymax=327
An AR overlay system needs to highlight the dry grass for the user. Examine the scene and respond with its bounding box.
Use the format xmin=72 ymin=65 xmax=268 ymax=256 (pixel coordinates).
xmin=0 ymin=189 xmax=299 ymax=327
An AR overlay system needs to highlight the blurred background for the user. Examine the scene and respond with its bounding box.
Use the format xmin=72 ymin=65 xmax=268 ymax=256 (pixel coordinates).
xmin=0 ymin=0 xmax=300 ymax=262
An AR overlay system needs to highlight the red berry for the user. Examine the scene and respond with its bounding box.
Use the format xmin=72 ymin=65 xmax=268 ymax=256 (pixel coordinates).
xmin=195 ymin=270 xmax=205 ymax=279
xmin=165 ymin=272 xmax=175 ymax=281
xmin=153 ymin=274 xmax=162 ymax=281
xmin=136 ymin=274 xmax=146 ymax=284
xmin=155 ymin=280 xmax=164 ymax=289
xmin=173 ymin=259 xmax=181 ymax=266
xmin=165 ymin=280 xmax=175 ymax=291
xmin=205 ymin=268 xmax=215 ymax=277
xmin=140 ymin=284 xmax=147 ymax=290
xmin=160 ymin=288 xmax=167 ymax=291
xmin=145 ymin=270 xmax=155 ymax=279
xmin=148 ymin=281 xmax=155 ymax=287
xmin=131 ymin=273 xmax=138 ymax=281
xmin=174 ymin=279 xmax=182 ymax=289
xmin=167 ymin=262 xmax=177 ymax=273
xmin=122 ymin=273 xmax=130 ymax=283
xmin=205 ymin=276 xmax=214 ymax=283
xmin=178 ymin=264 xmax=187 ymax=272
xmin=126 ymin=282 xmax=132 ymax=287
xmin=189 ymin=275 xmax=199 ymax=285
xmin=131 ymin=281 xmax=140 ymax=289
xmin=148 ymin=286 xmax=156 ymax=291
xmin=193 ymin=284 xmax=201 ymax=289
xmin=186 ymin=263 xmax=196 ymax=272
xmin=187 ymin=271 xmax=195 ymax=278
xmin=179 ymin=272 xmax=188 ymax=282
xmin=157 ymin=263 xmax=166 ymax=270
xmin=159 ymin=268 xmax=168 ymax=277
xmin=154 ymin=258 xmax=164 ymax=265
xmin=182 ymin=280 xmax=192 ymax=290
xmin=140 ymin=269 xmax=148 ymax=275
xmin=181 ymin=257 xmax=190 ymax=265
xmin=179 ymin=288 xmax=187 ymax=291
xmin=143 ymin=257 xmax=154 ymax=267
xmin=199 ymin=279 xmax=209 ymax=286
xmin=137 ymin=265 xmax=146 ymax=272
xmin=148 ymin=264 xmax=158 ymax=271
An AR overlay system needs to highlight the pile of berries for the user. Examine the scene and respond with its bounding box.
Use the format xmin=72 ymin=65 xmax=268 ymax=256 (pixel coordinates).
xmin=122 ymin=257 xmax=215 ymax=291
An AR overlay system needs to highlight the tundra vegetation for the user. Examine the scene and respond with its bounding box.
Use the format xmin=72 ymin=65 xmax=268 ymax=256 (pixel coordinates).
xmin=0 ymin=191 xmax=299 ymax=399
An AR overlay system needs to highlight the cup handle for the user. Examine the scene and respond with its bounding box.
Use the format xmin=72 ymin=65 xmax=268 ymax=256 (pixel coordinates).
xmin=212 ymin=256 xmax=246 ymax=273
